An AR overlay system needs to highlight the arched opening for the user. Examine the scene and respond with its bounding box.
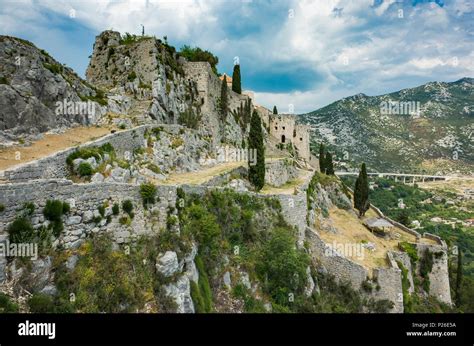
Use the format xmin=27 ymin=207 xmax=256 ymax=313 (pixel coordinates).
xmin=281 ymin=135 xmax=286 ymax=143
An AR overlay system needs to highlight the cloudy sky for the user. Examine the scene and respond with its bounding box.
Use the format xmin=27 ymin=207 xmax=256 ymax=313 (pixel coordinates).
xmin=0 ymin=0 xmax=473 ymax=113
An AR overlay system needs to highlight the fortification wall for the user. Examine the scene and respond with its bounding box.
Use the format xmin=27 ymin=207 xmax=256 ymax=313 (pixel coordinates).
xmin=415 ymin=243 xmax=452 ymax=305
xmin=0 ymin=180 xmax=178 ymax=249
xmin=0 ymin=126 xmax=149 ymax=183
xmin=305 ymin=227 xmax=368 ymax=288
xmin=372 ymin=266 xmax=404 ymax=313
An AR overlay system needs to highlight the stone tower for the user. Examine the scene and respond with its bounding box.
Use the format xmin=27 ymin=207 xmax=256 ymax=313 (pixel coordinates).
xmin=269 ymin=114 xmax=310 ymax=161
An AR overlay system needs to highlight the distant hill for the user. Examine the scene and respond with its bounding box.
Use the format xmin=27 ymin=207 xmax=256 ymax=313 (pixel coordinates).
xmin=301 ymin=78 xmax=474 ymax=174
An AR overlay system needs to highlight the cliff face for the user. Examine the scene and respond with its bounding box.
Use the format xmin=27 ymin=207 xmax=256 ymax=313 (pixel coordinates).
xmin=0 ymin=36 xmax=106 ymax=145
xmin=86 ymin=31 xmax=249 ymax=148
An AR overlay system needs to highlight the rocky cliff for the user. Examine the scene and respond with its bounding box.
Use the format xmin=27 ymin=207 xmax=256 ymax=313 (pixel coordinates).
xmin=0 ymin=36 xmax=107 ymax=145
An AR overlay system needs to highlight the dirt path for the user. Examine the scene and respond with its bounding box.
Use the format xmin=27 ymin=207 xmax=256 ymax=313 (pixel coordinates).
xmin=0 ymin=126 xmax=115 ymax=171
xmin=160 ymin=161 xmax=245 ymax=185
xmin=160 ymin=157 xmax=289 ymax=186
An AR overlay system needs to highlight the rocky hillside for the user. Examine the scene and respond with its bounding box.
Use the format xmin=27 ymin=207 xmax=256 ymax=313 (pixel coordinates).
xmin=301 ymin=78 xmax=474 ymax=174
xmin=0 ymin=36 xmax=107 ymax=146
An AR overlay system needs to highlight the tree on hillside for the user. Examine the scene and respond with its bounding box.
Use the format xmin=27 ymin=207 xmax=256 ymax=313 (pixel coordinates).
xmin=232 ymin=64 xmax=241 ymax=94
xmin=455 ymin=249 xmax=463 ymax=306
xmin=273 ymin=106 xmax=278 ymax=114
xmin=354 ymin=163 xmax=370 ymax=217
xmin=319 ymin=143 xmax=326 ymax=173
xmin=220 ymin=75 xmax=228 ymax=120
xmin=325 ymin=152 xmax=335 ymax=175
xmin=248 ymin=110 xmax=265 ymax=191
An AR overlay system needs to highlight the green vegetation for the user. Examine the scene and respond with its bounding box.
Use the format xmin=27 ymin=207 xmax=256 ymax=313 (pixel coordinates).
xmin=0 ymin=76 xmax=8 ymax=85
xmin=190 ymin=255 xmax=213 ymax=313
xmin=112 ymin=203 xmax=120 ymax=216
xmin=248 ymin=110 xmax=265 ymax=191
xmin=66 ymin=143 xmax=115 ymax=168
xmin=178 ymin=108 xmax=202 ymax=129
xmin=256 ymin=227 xmax=309 ymax=306
xmin=324 ymin=151 xmax=335 ymax=175
xmin=232 ymin=64 xmax=241 ymax=94
xmin=319 ymin=143 xmax=325 ymax=174
xmin=354 ymin=163 xmax=369 ymax=217
xmin=28 ymin=293 xmax=56 ymax=313
xmin=140 ymin=183 xmax=157 ymax=207
xmin=7 ymin=217 xmax=34 ymax=244
xmin=398 ymin=241 xmax=419 ymax=266
xmin=419 ymin=249 xmax=434 ymax=293
xmin=0 ymin=204 xmax=5 ymax=212
xmin=0 ymin=293 xmax=19 ymax=313
xmin=122 ymin=200 xmax=134 ymax=217
xmin=273 ymin=105 xmax=278 ymax=114
xmin=43 ymin=62 xmax=63 ymax=74
xmin=219 ymin=75 xmax=228 ymax=119
xmin=78 ymin=162 xmax=93 ymax=176
xmin=127 ymin=71 xmax=137 ymax=81
xmin=179 ymin=45 xmax=219 ymax=75
xmin=397 ymin=260 xmax=413 ymax=312
xmin=43 ymin=200 xmax=69 ymax=237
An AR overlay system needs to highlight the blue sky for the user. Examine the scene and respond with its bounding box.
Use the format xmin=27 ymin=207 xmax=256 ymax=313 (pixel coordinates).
xmin=0 ymin=0 xmax=472 ymax=113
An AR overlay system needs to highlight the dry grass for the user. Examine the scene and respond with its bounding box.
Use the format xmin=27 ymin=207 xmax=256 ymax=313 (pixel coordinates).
xmin=0 ymin=126 xmax=115 ymax=171
xmin=160 ymin=161 xmax=245 ymax=185
xmin=318 ymin=207 xmax=436 ymax=273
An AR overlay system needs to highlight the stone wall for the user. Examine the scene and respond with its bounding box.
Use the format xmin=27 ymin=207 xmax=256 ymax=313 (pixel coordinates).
xmin=0 ymin=126 xmax=149 ymax=183
xmin=268 ymin=114 xmax=310 ymax=161
xmin=305 ymin=227 xmax=369 ymax=288
xmin=372 ymin=266 xmax=404 ymax=313
xmin=415 ymin=243 xmax=452 ymax=305
xmin=0 ymin=179 xmax=178 ymax=249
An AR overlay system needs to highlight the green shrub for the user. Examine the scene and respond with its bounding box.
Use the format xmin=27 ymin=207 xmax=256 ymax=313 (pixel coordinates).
xmin=140 ymin=183 xmax=157 ymax=207
xmin=0 ymin=76 xmax=8 ymax=85
xmin=122 ymin=200 xmax=134 ymax=216
xmin=43 ymin=62 xmax=63 ymax=74
xmin=7 ymin=217 xmax=34 ymax=243
xmin=147 ymin=163 xmax=162 ymax=174
xmin=78 ymin=162 xmax=93 ymax=176
xmin=193 ymin=255 xmax=212 ymax=312
xmin=127 ymin=71 xmax=137 ymax=81
xmin=43 ymin=200 xmax=65 ymax=221
xmin=98 ymin=205 xmax=106 ymax=217
xmin=22 ymin=202 xmax=35 ymax=216
xmin=0 ymin=204 xmax=5 ymax=212
xmin=256 ymin=227 xmax=309 ymax=306
xmin=0 ymin=293 xmax=19 ymax=313
xmin=28 ymin=293 xmax=55 ymax=313
xmin=398 ymin=241 xmax=419 ymax=266
xmin=112 ymin=203 xmax=120 ymax=215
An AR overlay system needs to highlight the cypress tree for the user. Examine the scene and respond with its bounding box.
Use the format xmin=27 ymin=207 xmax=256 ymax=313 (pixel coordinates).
xmin=220 ymin=75 xmax=228 ymax=119
xmin=232 ymin=64 xmax=241 ymax=94
xmin=319 ymin=143 xmax=326 ymax=173
xmin=273 ymin=105 xmax=278 ymax=114
xmin=455 ymin=249 xmax=463 ymax=306
xmin=248 ymin=110 xmax=265 ymax=191
xmin=354 ymin=163 xmax=369 ymax=217
xmin=325 ymin=152 xmax=335 ymax=175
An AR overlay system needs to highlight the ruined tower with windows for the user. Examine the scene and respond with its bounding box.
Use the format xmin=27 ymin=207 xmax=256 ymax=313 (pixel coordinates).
xmin=269 ymin=114 xmax=311 ymax=161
